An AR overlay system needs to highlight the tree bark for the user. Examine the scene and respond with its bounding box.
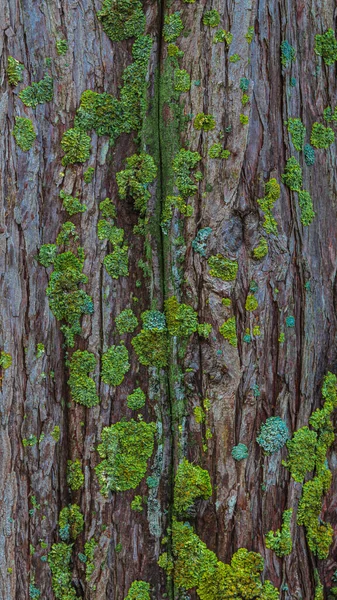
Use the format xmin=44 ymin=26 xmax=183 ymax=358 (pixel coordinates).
xmin=1 ymin=0 xmax=337 ymax=598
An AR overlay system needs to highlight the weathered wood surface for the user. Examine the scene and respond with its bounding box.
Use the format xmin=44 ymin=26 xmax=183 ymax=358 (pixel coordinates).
xmin=1 ymin=0 xmax=337 ymax=598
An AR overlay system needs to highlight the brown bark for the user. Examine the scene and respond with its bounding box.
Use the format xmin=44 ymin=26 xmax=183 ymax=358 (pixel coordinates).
xmin=1 ymin=0 xmax=337 ymax=598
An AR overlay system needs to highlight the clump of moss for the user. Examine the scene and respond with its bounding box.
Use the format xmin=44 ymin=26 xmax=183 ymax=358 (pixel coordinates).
xmin=59 ymin=504 xmax=84 ymax=541
xmin=68 ymin=350 xmax=99 ymax=407
xmin=37 ymin=244 xmax=57 ymax=267
xmin=265 ymin=509 xmax=293 ymax=557
xmin=7 ymin=56 xmax=24 ymax=86
xmin=48 ymin=543 xmax=76 ymax=599
xmin=240 ymin=113 xmax=249 ymax=125
xmin=132 ymin=330 xmax=168 ymax=368
xmin=219 ymin=317 xmax=237 ymax=347
xmin=314 ymin=29 xmax=337 ymax=65
xmin=159 ymin=519 xmax=279 ymax=598
xmin=297 ymin=470 xmax=333 ymax=558
xmin=165 ymin=296 xmax=198 ymax=337
xmin=100 ymin=197 xmax=116 ymax=219
xmin=283 ymin=426 xmax=317 ymax=482
xmin=207 ymin=254 xmax=238 ymax=281
xmin=194 ymin=113 xmax=216 ymax=131
xmin=116 ymin=153 xmax=157 ymax=214
xmin=256 ymin=417 xmax=289 ymax=454
xmin=280 ymin=40 xmax=295 ymax=67
xmin=174 ymin=69 xmax=191 ymax=92
xmin=60 ymin=190 xmax=87 ymax=216
xmin=285 ymin=118 xmax=306 ymax=151
xmin=252 ymin=238 xmax=268 ymax=260
xmin=298 ymin=190 xmax=315 ymax=226
xmin=13 ymin=117 xmax=36 ymax=151
xmin=83 ymin=167 xmax=94 ymax=183
xmin=97 ymin=0 xmax=145 ymax=42
xmin=56 ymin=39 xmax=68 ymax=55
xmin=95 ymin=419 xmax=156 ymax=495
xmin=67 ymin=459 xmax=84 ymax=491
xmin=61 ymin=128 xmax=91 ymax=166
xmin=310 ymin=122 xmax=335 ymax=149
xmin=0 ymin=351 xmax=12 ymax=370
xmin=115 ymin=308 xmax=138 ymax=334
xmin=192 ymin=227 xmax=212 ymax=257
xmin=229 ymin=53 xmax=241 ymax=63
xmin=174 ymin=458 xmax=212 ymax=514
xmin=245 ymin=26 xmax=254 ymax=43
xmin=208 ymin=143 xmax=230 ymax=159
xmin=101 ymin=345 xmax=130 ymax=387
xmin=163 ymin=12 xmax=183 ymax=42
xmin=131 ymin=495 xmax=143 ymax=511
xmin=245 ymin=294 xmax=258 ymax=312
xmin=203 ymin=9 xmax=220 ymax=27
xmin=231 ymin=443 xmax=248 ymax=461
xmin=282 ymin=157 xmax=302 ymax=191
xmin=127 ymin=387 xmax=146 ymax=410
xmin=45 ymin=242 xmax=94 ymax=346
xmin=51 ymin=426 xmax=60 ymax=442
xmin=19 ymin=74 xmax=53 ymax=108
xmin=213 ymin=30 xmax=233 ymax=45
xmin=125 ymin=581 xmax=151 ymax=599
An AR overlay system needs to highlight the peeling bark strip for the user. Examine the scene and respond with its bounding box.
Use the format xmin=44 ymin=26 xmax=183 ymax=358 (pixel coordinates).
xmin=1 ymin=0 xmax=337 ymax=598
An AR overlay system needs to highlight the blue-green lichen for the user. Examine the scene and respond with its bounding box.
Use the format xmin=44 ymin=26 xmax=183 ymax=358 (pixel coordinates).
xmin=192 ymin=227 xmax=212 ymax=256
xmin=231 ymin=443 xmax=248 ymax=461
xmin=256 ymin=417 xmax=289 ymax=454
xmin=280 ymin=40 xmax=295 ymax=67
xmin=59 ymin=504 xmax=84 ymax=542
xmin=304 ymin=143 xmax=315 ymax=166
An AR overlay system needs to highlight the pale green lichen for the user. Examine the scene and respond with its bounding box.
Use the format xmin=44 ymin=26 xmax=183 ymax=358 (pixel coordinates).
xmin=13 ymin=117 xmax=36 ymax=151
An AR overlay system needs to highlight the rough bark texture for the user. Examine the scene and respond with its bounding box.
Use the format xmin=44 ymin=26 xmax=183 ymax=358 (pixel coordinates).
xmin=1 ymin=0 xmax=337 ymax=599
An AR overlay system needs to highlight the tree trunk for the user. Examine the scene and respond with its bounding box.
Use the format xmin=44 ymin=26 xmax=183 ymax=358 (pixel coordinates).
xmin=1 ymin=0 xmax=337 ymax=598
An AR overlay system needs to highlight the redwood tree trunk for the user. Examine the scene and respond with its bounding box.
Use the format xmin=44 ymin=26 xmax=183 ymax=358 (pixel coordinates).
xmin=1 ymin=0 xmax=337 ymax=598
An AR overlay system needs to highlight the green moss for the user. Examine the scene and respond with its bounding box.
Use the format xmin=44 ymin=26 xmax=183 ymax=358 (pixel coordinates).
xmin=245 ymin=26 xmax=255 ymax=43
xmin=22 ymin=434 xmax=38 ymax=447
xmin=231 ymin=443 xmax=248 ymax=461
xmin=310 ymin=122 xmax=335 ymax=149
xmin=59 ymin=504 xmax=84 ymax=542
xmin=132 ymin=329 xmax=168 ymax=367
xmin=240 ymin=114 xmax=249 ymax=125
xmin=56 ymin=39 xmax=68 ymax=55
xmin=208 ymin=143 xmax=230 ymax=159
xmin=241 ymin=94 xmax=249 ymax=107
xmin=12 ymin=117 xmax=36 ymax=151
xmin=60 ymin=190 xmax=87 ymax=216
xmin=203 ymin=9 xmax=220 ymax=28
xmin=298 ymin=190 xmax=315 ymax=225
xmin=67 ymin=459 xmax=84 ymax=491
xmin=56 ymin=222 xmax=79 ymax=246
xmin=314 ymin=29 xmax=337 ymax=65
xmin=51 ymin=426 xmax=60 ymax=442
xmin=36 ymin=343 xmax=45 ymax=359
xmin=127 ymin=387 xmax=146 ymax=410
xmin=297 ymin=470 xmax=333 ymax=558
xmin=101 ymin=345 xmax=130 ymax=387
xmin=0 ymin=351 xmax=12 ymax=370
xmin=229 ymin=53 xmax=241 ymax=63
xmin=265 ymin=509 xmax=293 ymax=557
xmin=61 ymin=128 xmax=91 ymax=166
xmin=46 ymin=247 xmax=94 ymax=347
xmin=213 ymin=30 xmax=233 ymax=45
xmin=281 ymin=157 xmax=302 ymax=191
xmin=83 ymin=167 xmax=94 ymax=183
xmin=163 ymin=12 xmax=183 ymax=43
xmin=285 ymin=118 xmax=306 ymax=151
xmin=253 ymin=238 xmax=268 ymax=260
xmin=173 ymin=148 xmax=201 ymax=196
xmin=131 ymin=495 xmax=143 ymax=511
xmin=208 ymin=254 xmax=238 ymax=281
xmin=99 ymin=197 xmax=117 ymax=219
xmin=194 ymin=113 xmax=216 ymax=131
xmin=245 ymin=294 xmax=258 ymax=311
xmin=95 ymin=419 xmax=156 ymax=495
xmin=104 ymin=246 xmax=129 ymax=279
xmin=115 ymin=308 xmax=138 ymax=334
xmin=174 ymin=458 xmax=212 ymax=515
xmin=283 ymin=426 xmax=317 ymax=482
xmin=278 ymin=332 xmax=285 ymax=343
xmin=84 ymin=539 xmax=97 ymax=581
xmin=97 ymin=0 xmax=145 ymax=41
xmin=167 ymin=43 xmax=183 ymax=57
xmin=280 ymin=40 xmax=295 ymax=67
xmin=68 ymin=350 xmax=99 ymax=407
xmin=165 ymin=296 xmax=198 ymax=336
xmin=116 ymin=153 xmax=157 ymax=214
xmin=197 ymin=323 xmax=212 ymax=338
xmin=19 ymin=74 xmax=53 ymax=108
xmin=159 ymin=519 xmax=279 ymax=598
xmin=174 ymin=68 xmax=191 ymax=92
xmin=7 ymin=56 xmax=24 ymax=86
xmin=48 ymin=543 xmax=76 ymax=599
xmin=125 ymin=581 xmax=150 ymax=599
xmin=219 ymin=317 xmax=237 ymax=347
